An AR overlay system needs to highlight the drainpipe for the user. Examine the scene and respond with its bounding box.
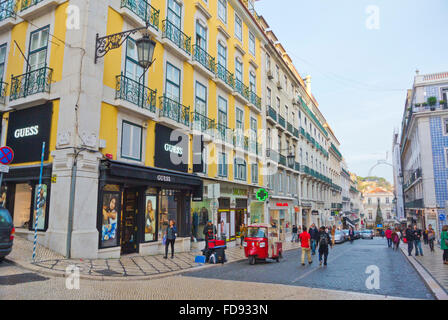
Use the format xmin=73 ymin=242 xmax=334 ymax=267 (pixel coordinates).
xmin=66 ymin=152 xmax=78 ymax=259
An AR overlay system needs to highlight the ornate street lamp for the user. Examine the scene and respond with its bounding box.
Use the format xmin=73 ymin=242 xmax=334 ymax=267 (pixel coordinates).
xmin=287 ymin=152 xmax=295 ymax=167
xmin=135 ymin=35 xmax=156 ymax=69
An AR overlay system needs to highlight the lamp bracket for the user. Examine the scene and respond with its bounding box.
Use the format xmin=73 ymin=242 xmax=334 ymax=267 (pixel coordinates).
xmin=95 ymin=26 xmax=148 ymax=64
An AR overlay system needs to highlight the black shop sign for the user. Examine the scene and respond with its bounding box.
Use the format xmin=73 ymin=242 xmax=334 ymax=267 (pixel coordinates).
xmin=154 ymin=124 xmax=189 ymax=172
xmin=6 ymin=103 xmax=52 ymax=164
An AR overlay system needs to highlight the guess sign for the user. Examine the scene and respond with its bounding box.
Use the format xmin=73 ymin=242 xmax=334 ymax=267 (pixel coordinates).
xmin=14 ymin=125 xmax=39 ymax=138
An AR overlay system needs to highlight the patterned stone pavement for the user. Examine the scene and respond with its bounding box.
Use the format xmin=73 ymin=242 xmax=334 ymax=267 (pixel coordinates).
xmin=6 ymin=235 xmax=299 ymax=279
xmin=400 ymin=242 xmax=448 ymax=293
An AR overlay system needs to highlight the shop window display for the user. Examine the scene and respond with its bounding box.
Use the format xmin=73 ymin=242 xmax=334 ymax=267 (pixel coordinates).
xmin=191 ymin=199 xmax=210 ymax=241
xmin=144 ymin=194 xmax=157 ymax=241
xmin=100 ymin=186 xmax=121 ymax=248
xmin=158 ymin=190 xmax=178 ymax=240
xmin=13 ymin=183 xmax=32 ymax=228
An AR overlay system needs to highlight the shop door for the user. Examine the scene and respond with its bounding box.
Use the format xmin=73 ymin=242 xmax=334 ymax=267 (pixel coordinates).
xmin=121 ymin=189 xmax=139 ymax=254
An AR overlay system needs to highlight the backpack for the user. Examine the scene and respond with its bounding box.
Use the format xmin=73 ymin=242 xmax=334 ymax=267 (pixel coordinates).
xmin=392 ymin=233 xmax=399 ymax=243
xmin=319 ymin=233 xmax=329 ymax=247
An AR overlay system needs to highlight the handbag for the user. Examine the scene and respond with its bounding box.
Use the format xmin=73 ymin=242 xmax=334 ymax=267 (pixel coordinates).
xmin=162 ymin=235 xmax=167 ymax=245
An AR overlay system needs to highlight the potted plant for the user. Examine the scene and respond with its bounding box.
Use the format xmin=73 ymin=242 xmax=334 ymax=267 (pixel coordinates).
xmin=422 ymin=102 xmax=428 ymax=108
xmin=414 ymin=103 xmax=421 ymax=108
xmin=428 ymin=96 xmax=437 ymax=110
xmin=440 ymin=100 xmax=447 ymax=109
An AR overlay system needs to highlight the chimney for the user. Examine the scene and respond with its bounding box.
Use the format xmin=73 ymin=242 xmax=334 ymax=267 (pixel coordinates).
xmin=305 ymin=75 xmax=311 ymax=95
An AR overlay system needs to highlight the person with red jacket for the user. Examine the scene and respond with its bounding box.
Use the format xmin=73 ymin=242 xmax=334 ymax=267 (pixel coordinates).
xmin=299 ymin=226 xmax=313 ymax=266
xmin=385 ymin=227 xmax=393 ymax=248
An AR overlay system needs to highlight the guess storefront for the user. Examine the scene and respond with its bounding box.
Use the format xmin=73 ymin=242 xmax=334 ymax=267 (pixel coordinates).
xmin=96 ymin=124 xmax=203 ymax=258
xmin=1 ymin=103 xmax=53 ymax=236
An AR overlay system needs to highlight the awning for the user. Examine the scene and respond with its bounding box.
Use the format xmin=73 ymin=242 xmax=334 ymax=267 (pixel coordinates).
xmin=3 ymin=163 xmax=52 ymax=182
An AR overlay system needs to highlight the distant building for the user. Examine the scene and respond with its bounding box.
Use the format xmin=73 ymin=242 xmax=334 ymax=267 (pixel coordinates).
xmin=363 ymin=187 xmax=395 ymax=229
xmin=392 ymin=129 xmax=405 ymax=223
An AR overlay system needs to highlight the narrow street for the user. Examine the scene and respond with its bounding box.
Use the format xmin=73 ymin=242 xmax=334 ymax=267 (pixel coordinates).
xmin=0 ymin=237 xmax=435 ymax=300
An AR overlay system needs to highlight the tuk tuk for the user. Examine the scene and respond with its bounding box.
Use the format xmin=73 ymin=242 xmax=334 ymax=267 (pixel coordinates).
xmin=243 ymin=223 xmax=283 ymax=265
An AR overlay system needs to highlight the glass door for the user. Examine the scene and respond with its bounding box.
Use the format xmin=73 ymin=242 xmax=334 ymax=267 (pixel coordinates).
xmin=121 ymin=188 xmax=139 ymax=254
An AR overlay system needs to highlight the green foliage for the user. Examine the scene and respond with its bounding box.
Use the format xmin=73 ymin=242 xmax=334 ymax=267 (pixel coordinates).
xmin=428 ymin=96 xmax=437 ymax=106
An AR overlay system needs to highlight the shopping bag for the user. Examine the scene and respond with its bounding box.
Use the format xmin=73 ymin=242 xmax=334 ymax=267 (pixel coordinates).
xmin=162 ymin=235 xmax=167 ymax=245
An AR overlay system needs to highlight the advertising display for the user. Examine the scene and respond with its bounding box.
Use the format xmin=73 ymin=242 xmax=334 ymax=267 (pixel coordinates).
xmin=101 ymin=192 xmax=120 ymax=248
xmin=144 ymin=195 xmax=157 ymax=241
xmin=154 ymin=124 xmax=189 ymax=172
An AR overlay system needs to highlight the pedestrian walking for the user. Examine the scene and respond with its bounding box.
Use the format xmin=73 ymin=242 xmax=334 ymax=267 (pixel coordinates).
xmin=405 ymin=225 xmax=414 ymax=256
xmin=427 ymin=224 xmax=436 ymax=252
xmin=309 ymin=224 xmax=319 ymax=255
xmin=331 ymin=225 xmax=336 ymax=247
xmin=318 ymin=226 xmax=331 ymax=266
xmin=423 ymin=228 xmax=429 ymax=245
xmin=441 ymin=225 xmax=448 ymax=265
xmin=291 ymin=225 xmax=298 ymax=243
xmin=164 ymin=219 xmax=177 ymax=259
xmin=413 ymin=225 xmax=424 ymax=256
xmin=392 ymin=227 xmax=401 ymax=251
xmin=299 ymin=226 xmax=312 ymax=266
xmin=385 ymin=227 xmax=392 ymax=248
xmin=348 ymin=226 xmax=355 ymax=244
xmin=203 ymin=220 xmax=217 ymax=250
xmin=240 ymin=223 xmax=247 ymax=248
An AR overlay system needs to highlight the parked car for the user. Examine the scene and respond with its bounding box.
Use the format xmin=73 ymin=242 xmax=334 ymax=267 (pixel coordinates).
xmin=333 ymin=230 xmax=345 ymax=244
xmin=361 ymin=229 xmax=374 ymax=239
xmin=0 ymin=208 xmax=14 ymax=262
xmin=342 ymin=229 xmax=350 ymax=241
xmin=354 ymin=230 xmax=361 ymax=239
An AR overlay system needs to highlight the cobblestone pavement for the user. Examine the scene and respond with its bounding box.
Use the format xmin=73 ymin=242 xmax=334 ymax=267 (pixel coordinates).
xmin=6 ymin=235 xmax=299 ymax=279
xmin=185 ymin=238 xmax=435 ymax=300
xmin=400 ymin=242 xmax=448 ymax=293
xmin=0 ymin=260 xmax=406 ymax=300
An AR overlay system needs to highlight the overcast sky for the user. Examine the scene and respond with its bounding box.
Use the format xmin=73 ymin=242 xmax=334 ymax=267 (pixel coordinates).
xmin=256 ymin=0 xmax=448 ymax=183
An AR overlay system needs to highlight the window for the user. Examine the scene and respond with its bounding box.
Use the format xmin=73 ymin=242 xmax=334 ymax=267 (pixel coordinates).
xmin=278 ymin=172 xmax=283 ymax=192
xmin=218 ymin=0 xmax=227 ymax=23
xmin=443 ymin=118 xmax=448 ymax=135
xmin=250 ymin=117 xmax=257 ymax=144
xmin=218 ymin=152 xmax=227 ymax=177
xmin=267 ymin=88 xmax=271 ymax=108
xmin=0 ymin=44 xmax=6 ymax=81
xmin=386 ymin=197 xmax=389 ymax=204
xmin=217 ymin=42 xmax=227 ymax=67
xmin=235 ymin=14 xmax=242 ymax=41
xmin=121 ymin=121 xmax=142 ymax=161
xmin=236 ymin=108 xmax=244 ymax=132
xmin=251 ymin=163 xmax=258 ymax=184
xmin=235 ymin=59 xmax=243 ymax=82
xmin=165 ymin=62 xmax=181 ymax=102
xmin=195 ymin=81 xmax=207 ymax=115
xmin=368 ymin=211 xmax=373 ymax=220
xmin=276 ymin=97 xmax=280 ymax=112
xmin=234 ymin=158 xmax=246 ymax=181
xmin=276 ymin=65 xmax=279 ymax=80
xmin=125 ymin=39 xmax=144 ymax=82
xmin=218 ymin=96 xmax=227 ymax=126
xmin=167 ymin=0 xmax=181 ymax=29
xmin=249 ymin=72 xmax=256 ymax=92
xmin=445 ymin=148 xmax=448 ymax=167
xmin=28 ymin=26 xmax=50 ymax=71
xmin=266 ymin=53 xmax=271 ymax=71
xmin=267 ymin=128 xmax=271 ymax=150
xmin=249 ymin=32 xmax=255 ymax=56
xmin=196 ymin=21 xmax=207 ymax=50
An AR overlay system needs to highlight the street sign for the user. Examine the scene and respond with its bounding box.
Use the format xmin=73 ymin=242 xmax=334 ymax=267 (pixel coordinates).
xmin=0 ymin=146 xmax=14 ymax=165
xmin=377 ymin=224 xmax=383 ymax=228
xmin=207 ymin=183 xmax=220 ymax=199
xmin=256 ymin=188 xmax=268 ymax=201
xmin=439 ymin=213 xmax=446 ymax=221
xmin=328 ymin=216 xmax=334 ymax=222
xmin=0 ymin=165 xmax=9 ymax=173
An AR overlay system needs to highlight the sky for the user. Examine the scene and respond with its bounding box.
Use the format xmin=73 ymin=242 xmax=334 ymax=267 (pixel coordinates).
xmin=255 ymin=0 xmax=448 ymax=183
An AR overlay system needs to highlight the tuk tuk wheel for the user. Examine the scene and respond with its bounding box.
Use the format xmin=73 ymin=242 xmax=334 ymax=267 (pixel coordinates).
xmin=249 ymin=256 xmax=256 ymax=265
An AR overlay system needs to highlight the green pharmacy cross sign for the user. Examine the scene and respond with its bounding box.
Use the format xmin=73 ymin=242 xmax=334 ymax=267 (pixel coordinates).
xmin=256 ymin=188 xmax=268 ymax=202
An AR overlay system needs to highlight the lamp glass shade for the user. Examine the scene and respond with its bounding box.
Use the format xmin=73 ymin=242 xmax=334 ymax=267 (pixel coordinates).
xmin=287 ymin=153 xmax=295 ymax=167
xmin=136 ymin=35 xmax=156 ymax=69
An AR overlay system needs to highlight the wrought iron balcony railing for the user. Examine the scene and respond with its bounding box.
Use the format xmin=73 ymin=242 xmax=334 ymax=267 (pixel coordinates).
xmin=20 ymin=0 xmax=44 ymax=11
xmin=0 ymin=0 xmax=16 ymax=21
xmin=234 ymin=79 xmax=249 ymax=101
xmin=293 ymin=128 xmax=299 ymax=138
xmin=216 ymin=64 xmax=234 ymax=88
xmin=287 ymin=122 xmax=294 ymax=134
xmin=191 ymin=111 xmax=215 ymax=135
xmin=10 ymin=66 xmax=53 ymax=101
xmin=216 ymin=123 xmax=234 ymax=145
xmin=234 ymin=132 xmax=249 ymax=151
xmin=162 ymin=19 xmax=191 ymax=55
xmin=0 ymin=81 xmax=8 ymax=104
xmin=295 ymin=162 xmax=301 ymax=172
xmin=115 ymin=74 xmax=157 ymax=113
xmin=249 ymin=139 xmax=259 ymax=155
xmin=249 ymin=90 xmax=261 ymax=110
xmin=405 ymin=199 xmax=424 ymax=209
xmin=267 ymin=106 xmax=277 ymax=121
xmin=279 ymin=154 xmax=286 ymax=166
xmin=266 ymin=148 xmax=279 ymax=162
xmin=120 ymin=0 xmax=160 ymax=30
xmin=278 ymin=115 xmax=285 ymax=128
xmin=159 ymin=95 xmax=190 ymax=126
xmin=193 ymin=45 xmax=216 ymax=74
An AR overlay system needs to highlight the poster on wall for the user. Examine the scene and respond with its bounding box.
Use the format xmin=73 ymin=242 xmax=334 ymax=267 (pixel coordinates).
xmin=101 ymin=192 xmax=120 ymax=248
xmin=33 ymin=184 xmax=47 ymax=230
xmin=0 ymin=186 xmax=7 ymax=208
xmin=144 ymin=195 xmax=157 ymax=241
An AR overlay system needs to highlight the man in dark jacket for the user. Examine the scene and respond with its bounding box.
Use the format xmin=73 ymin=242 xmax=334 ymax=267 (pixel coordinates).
xmin=203 ymin=221 xmax=217 ymax=250
xmin=318 ymin=226 xmax=331 ymax=266
xmin=413 ymin=225 xmax=423 ymax=256
xmin=309 ymin=224 xmax=319 ymax=255
xmin=291 ymin=225 xmax=298 ymax=243
xmin=405 ymin=225 xmax=414 ymax=256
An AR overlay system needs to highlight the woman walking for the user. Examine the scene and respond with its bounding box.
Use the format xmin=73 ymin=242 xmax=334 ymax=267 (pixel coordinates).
xmin=164 ymin=219 xmax=177 ymax=259
xmin=392 ymin=227 xmax=401 ymax=251
xmin=240 ymin=223 xmax=247 ymax=248
xmin=441 ymin=225 xmax=448 ymax=265
xmin=427 ymin=224 xmax=435 ymax=252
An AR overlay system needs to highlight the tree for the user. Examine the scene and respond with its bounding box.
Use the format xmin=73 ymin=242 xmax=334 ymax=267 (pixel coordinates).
xmin=375 ymin=201 xmax=383 ymax=226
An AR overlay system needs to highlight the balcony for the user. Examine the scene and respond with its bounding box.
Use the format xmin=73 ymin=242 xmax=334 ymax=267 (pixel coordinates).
xmin=161 ymin=19 xmax=191 ymax=60
xmin=115 ymin=74 xmax=157 ymax=115
xmin=266 ymin=106 xmax=277 ymax=123
xmin=0 ymin=81 xmax=8 ymax=105
xmin=248 ymin=90 xmax=261 ymax=112
xmin=405 ymin=199 xmax=424 ymax=209
xmin=19 ymin=0 xmax=61 ymax=19
xmin=286 ymin=122 xmax=294 ymax=137
xmin=0 ymin=0 xmax=16 ymax=24
xmin=293 ymin=128 xmax=299 ymax=140
xmin=277 ymin=115 xmax=285 ymax=130
xmin=216 ymin=64 xmax=234 ymax=92
xmin=216 ymin=123 xmax=234 ymax=146
xmin=9 ymin=66 xmax=53 ymax=108
xmin=301 ymin=165 xmax=310 ymax=176
xmin=234 ymin=132 xmax=249 ymax=152
xmin=191 ymin=111 xmax=215 ymax=140
xmin=120 ymin=0 xmax=160 ymax=31
xmin=233 ymin=79 xmax=249 ymax=104
xmin=192 ymin=45 xmax=216 ymax=77
xmin=279 ymin=154 xmax=286 ymax=166
xmin=294 ymin=162 xmax=301 ymax=172
xmin=266 ymin=148 xmax=279 ymax=163
xmin=159 ymin=96 xmax=190 ymax=127
xmin=249 ymin=139 xmax=260 ymax=156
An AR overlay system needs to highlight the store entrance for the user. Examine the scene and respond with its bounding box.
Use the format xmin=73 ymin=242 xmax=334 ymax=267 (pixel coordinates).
xmin=121 ymin=188 xmax=139 ymax=255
